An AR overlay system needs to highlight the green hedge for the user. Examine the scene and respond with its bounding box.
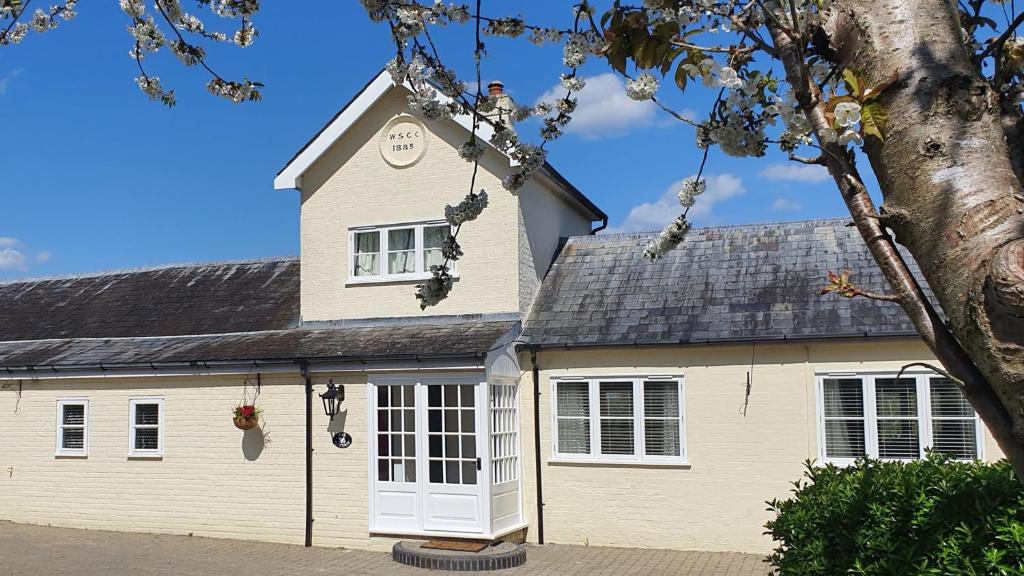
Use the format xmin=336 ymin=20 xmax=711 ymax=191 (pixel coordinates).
xmin=765 ymin=455 xmax=1024 ymax=575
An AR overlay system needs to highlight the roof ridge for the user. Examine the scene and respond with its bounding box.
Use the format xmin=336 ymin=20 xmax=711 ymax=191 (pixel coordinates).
xmin=574 ymin=217 xmax=852 ymax=242
xmin=0 ymin=256 xmax=299 ymax=286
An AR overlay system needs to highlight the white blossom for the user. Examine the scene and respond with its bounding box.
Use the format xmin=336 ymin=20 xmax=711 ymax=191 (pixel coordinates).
xmin=560 ymin=74 xmax=585 ymax=92
xmin=834 ymin=101 xmax=862 ymax=128
xmin=445 ymin=190 xmax=489 ymax=226
xmin=838 ymin=128 xmax=863 ymax=147
xmin=416 ymin=267 xmax=453 ymax=308
xmin=625 ymin=73 xmax=659 ymax=101
xmin=458 ymin=139 xmax=485 ymax=162
xmin=644 ymin=215 xmax=691 ymax=260
xmin=715 ymin=66 xmax=743 ymax=89
xmin=119 ymin=0 xmax=145 ymax=18
xmin=233 ymin=20 xmax=257 ymax=47
xmin=677 ymin=178 xmax=706 ymax=208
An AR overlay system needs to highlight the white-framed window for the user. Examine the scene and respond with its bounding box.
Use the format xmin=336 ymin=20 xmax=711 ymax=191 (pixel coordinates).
xmin=128 ymin=398 xmax=164 ymax=457
xmin=348 ymin=221 xmax=454 ymax=283
xmin=817 ymin=373 xmax=983 ymax=464
xmin=56 ymin=399 xmax=89 ymax=456
xmin=551 ymin=376 xmax=685 ymax=464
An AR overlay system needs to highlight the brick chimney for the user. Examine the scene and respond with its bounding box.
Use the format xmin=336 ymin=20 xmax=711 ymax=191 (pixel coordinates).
xmin=484 ymin=80 xmax=515 ymax=125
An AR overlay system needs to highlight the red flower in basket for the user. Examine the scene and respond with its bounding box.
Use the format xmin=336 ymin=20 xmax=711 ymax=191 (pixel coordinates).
xmin=233 ymin=404 xmax=262 ymax=430
xmin=240 ymin=405 xmax=255 ymax=418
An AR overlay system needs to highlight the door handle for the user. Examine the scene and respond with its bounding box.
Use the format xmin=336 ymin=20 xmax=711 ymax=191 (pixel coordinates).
xmin=476 ymin=457 xmax=481 ymax=471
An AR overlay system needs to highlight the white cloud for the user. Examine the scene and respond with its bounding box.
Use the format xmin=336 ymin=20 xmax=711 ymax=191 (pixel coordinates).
xmin=758 ymin=163 xmax=830 ymax=183
xmin=0 ymin=237 xmax=19 ymax=248
xmin=0 ymin=248 xmax=27 ymax=271
xmin=771 ymin=198 xmax=803 ymax=211
xmin=609 ymin=174 xmax=747 ymax=232
xmin=35 ymin=250 xmax=51 ymax=263
xmin=0 ymin=68 xmax=22 ymax=96
xmin=535 ymin=73 xmax=659 ymax=139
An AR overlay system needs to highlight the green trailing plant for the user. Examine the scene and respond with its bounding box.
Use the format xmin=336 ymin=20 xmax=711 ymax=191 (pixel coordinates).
xmin=765 ymin=455 xmax=1024 ymax=575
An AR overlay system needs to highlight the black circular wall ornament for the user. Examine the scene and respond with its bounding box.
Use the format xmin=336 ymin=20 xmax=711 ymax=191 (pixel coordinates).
xmin=332 ymin=432 xmax=352 ymax=448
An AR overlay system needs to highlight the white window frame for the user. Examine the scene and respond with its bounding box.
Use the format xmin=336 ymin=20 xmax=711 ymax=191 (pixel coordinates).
xmin=128 ymin=397 xmax=164 ymax=458
xmin=816 ymin=372 xmax=985 ymax=465
xmin=55 ymin=398 xmax=89 ymax=457
xmin=550 ymin=376 xmax=686 ymax=465
xmin=347 ymin=221 xmax=457 ymax=284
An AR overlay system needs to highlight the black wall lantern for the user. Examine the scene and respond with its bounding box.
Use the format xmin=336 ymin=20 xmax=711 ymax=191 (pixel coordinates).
xmin=319 ymin=379 xmax=345 ymax=420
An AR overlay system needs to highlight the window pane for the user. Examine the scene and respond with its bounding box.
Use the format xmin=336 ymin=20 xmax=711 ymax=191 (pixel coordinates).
xmin=877 ymin=419 xmax=920 ymax=459
xmin=135 ymin=404 xmax=159 ymax=426
xmin=599 ymin=382 xmax=633 ymax=417
xmin=931 ymin=378 xmax=974 ymax=417
xmin=557 ymin=383 xmax=589 ymax=417
xmin=134 ymin=428 xmax=159 ymax=450
xmin=556 ymin=419 xmax=590 ymax=454
xmin=644 ymin=382 xmax=679 ymax=418
xmin=388 ymin=228 xmax=415 ymax=250
xmin=62 ymin=428 xmax=84 ymax=450
xmin=355 ymin=254 xmax=379 ymax=276
xmin=423 ymin=226 xmax=448 ymax=249
xmin=62 ymin=404 xmax=84 ymax=426
xmin=876 ymin=378 xmax=917 ymax=417
xmin=355 ymin=231 xmax=380 ymax=253
xmin=388 ymin=251 xmax=415 ymax=274
xmin=600 ymin=419 xmax=635 ymax=455
xmin=823 ymin=379 xmax=863 ymax=417
xmin=644 ymin=419 xmax=680 ymax=456
xmin=824 ymin=420 xmax=866 ymax=458
xmin=932 ymin=420 xmax=978 ymax=460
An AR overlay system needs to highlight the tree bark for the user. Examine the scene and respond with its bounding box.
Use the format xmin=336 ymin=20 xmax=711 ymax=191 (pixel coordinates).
xmin=826 ymin=0 xmax=1024 ymax=472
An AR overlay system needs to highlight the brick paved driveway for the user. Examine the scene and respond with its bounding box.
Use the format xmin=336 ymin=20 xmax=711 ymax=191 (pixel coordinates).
xmin=0 ymin=521 xmax=769 ymax=576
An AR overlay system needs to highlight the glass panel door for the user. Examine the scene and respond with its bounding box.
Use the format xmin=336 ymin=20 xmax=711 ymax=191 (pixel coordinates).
xmin=422 ymin=381 xmax=483 ymax=533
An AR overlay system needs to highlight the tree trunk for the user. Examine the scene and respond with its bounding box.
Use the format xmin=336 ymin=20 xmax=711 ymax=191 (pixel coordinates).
xmin=830 ymin=0 xmax=1024 ymax=470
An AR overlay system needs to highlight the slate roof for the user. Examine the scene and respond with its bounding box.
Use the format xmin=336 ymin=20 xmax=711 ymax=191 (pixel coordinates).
xmin=521 ymin=218 xmax=926 ymax=347
xmin=0 ymin=259 xmax=300 ymax=341
xmin=0 ymin=321 xmax=517 ymax=369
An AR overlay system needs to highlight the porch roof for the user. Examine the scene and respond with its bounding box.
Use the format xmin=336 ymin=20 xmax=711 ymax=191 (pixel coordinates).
xmin=0 ymin=319 xmax=517 ymax=371
xmin=520 ymin=218 xmax=930 ymax=348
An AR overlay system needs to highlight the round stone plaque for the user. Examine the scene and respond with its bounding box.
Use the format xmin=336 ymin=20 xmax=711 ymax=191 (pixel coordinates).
xmin=380 ymin=116 xmax=427 ymax=167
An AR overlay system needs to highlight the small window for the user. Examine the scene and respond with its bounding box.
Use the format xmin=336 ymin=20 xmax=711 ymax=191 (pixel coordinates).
xmin=56 ymin=399 xmax=88 ymax=456
xmin=552 ymin=377 xmax=685 ymax=463
xmin=129 ymin=398 xmax=163 ymax=457
xmin=348 ymin=222 xmax=455 ymax=283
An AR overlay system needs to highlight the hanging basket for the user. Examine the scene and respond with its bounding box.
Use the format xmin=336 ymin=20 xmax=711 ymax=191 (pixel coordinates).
xmin=233 ymin=415 xmax=260 ymax=431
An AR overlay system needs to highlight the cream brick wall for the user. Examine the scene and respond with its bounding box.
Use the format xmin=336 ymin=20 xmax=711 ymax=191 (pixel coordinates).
xmin=0 ymin=372 xmax=396 ymax=551
xmin=518 ymin=339 xmax=1005 ymax=554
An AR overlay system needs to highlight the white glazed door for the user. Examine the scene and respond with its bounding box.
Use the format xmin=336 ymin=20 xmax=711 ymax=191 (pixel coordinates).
xmin=421 ymin=381 xmax=484 ymax=533
xmin=371 ymin=382 xmax=419 ymax=533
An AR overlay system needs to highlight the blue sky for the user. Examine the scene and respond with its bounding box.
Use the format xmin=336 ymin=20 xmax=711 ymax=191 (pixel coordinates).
xmin=0 ymin=1 xmax=862 ymax=280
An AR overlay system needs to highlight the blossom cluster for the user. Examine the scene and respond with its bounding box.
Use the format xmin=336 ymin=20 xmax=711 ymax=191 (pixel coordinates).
xmin=625 ymin=73 xmax=660 ymax=101
xmin=444 ymin=190 xmax=489 ymax=227
xmin=416 ymin=266 xmax=454 ymax=309
xmin=0 ymin=0 xmax=76 ymax=45
xmin=644 ymin=215 xmax=692 ymax=261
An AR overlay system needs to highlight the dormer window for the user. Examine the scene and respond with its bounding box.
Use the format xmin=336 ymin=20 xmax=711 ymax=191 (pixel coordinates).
xmin=349 ymin=221 xmax=454 ymax=283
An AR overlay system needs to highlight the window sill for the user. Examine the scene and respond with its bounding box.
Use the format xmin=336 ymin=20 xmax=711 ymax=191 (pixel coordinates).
xmin=127 ymin=453 xmax=163 ymax=460
xmin=54 ymin=452 xmax=88 ymax=459
xmin=548 ymin=458 xmax=690 ymax=469
xmin=346 ymin=274 xmax=459 ymax=287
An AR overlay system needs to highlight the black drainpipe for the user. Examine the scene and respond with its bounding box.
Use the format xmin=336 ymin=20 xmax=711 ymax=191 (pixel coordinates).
xmin=530 ymin=347 xmax=545 ymax=544
xmin=590 ymin=216 xmax=608 ymax=235
xmin=300 ymin=361 xmax=314 ymax=547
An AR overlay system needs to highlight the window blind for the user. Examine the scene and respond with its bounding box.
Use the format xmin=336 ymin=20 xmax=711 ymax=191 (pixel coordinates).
xmin=930 ymin=378 xmax=978 ymax=459
xmin=822 ymin=378 xmax=866 ymax=458
xmin=556 ymin=382 xmax=590 ymax=454
xmin=643 ymin=381 xmax=680 ymax=457
xmin=599 ymin=382 xmax=634 ymax=455
xmin=875 ymin=378 xmax=920 ymax=459
xmin=61 ymin=404 xmax=85 ymax=450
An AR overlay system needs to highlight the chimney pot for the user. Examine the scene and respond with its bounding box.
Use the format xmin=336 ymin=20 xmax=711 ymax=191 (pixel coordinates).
xmin=488 ymin=81 xmax=504 ymax=96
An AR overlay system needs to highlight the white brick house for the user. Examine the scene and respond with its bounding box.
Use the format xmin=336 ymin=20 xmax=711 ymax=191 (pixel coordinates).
xmin=0 ymin=70 xmax=1004 ymax=554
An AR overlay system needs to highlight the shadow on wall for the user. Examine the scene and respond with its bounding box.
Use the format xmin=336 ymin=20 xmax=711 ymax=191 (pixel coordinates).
xmin=242 ymin=427 xmax=271 ymax=461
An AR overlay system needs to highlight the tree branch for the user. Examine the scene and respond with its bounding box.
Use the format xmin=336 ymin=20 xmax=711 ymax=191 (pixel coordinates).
xmin=980 ymin=9 xmax=1024 ymax=60
xmin=894 ymin=362 xmax=963 ymax=385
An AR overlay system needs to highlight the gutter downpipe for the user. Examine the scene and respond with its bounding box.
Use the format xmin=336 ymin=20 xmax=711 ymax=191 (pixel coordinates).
xmin=530 ymin=346 xmax=545 ymax=544
xmin=590 ymin=216 xmax=608 ymax=235
xmin=300 ymin=361 xmax=313 ymax=547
